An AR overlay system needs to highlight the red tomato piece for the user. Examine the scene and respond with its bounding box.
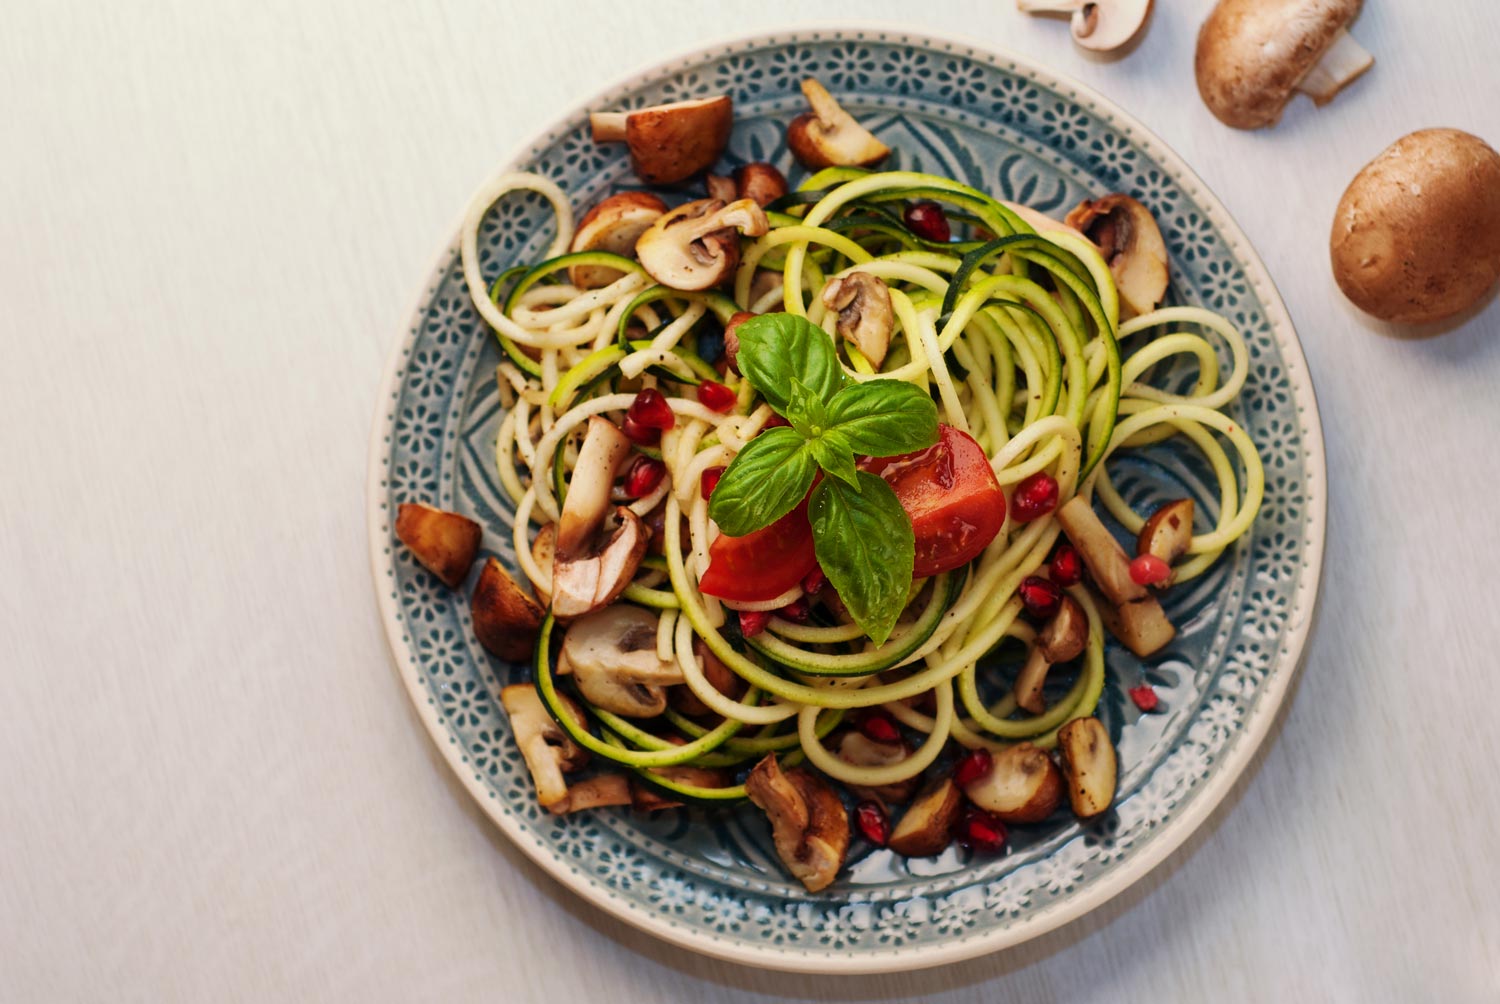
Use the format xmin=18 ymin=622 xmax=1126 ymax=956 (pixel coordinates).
xmin=699 ymin=500 xmax=818 ymax=602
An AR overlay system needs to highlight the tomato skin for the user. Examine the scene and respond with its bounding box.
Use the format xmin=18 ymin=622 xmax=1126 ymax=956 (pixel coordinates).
xmin=862 ymin=425 xmax=1005 ymax=578
xmin=699 ymin=500 xmax=819 ymax=602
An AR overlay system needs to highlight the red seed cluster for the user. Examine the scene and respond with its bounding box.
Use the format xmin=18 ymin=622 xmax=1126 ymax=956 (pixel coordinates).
xmin=855 ymin=710 xmax=901 ymax=745
xmin=954 ymin=748 xmax=994 ymax=788
xmin=1018 ymin=575 xmax=1063 ymax=620
xmin=697 ymin=380 xmax=736 ymax=413
xmin=953 ymin=806 xmax=1007 ymax=854
xmin=1129 ymin=684 xmax=1160 ymax=712
xmin=1010 ymin=472 xmax=1059 ymax=522
xmin=1129 ymin=554 xmax=1171 ymax=586
xmin=623 ymin=456 xmax=665 ymax=498
xmin=855 ymin=801 xmax=890 ymax=847
xmin=624 ymin=389 xmax=675 ymax=446
xmin=1049 ymin=544 xmax=1083 ymax=587
xmin=904 ymin=200 xmax=951 ymax=243
xmin=699 ymin=465 xmax=725 ymax=500
xmin=737 ymin=609 xmax=771 ymax=637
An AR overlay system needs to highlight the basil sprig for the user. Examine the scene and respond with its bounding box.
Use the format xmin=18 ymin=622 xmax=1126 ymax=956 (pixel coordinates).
xmin=707 ymin=313 xmax=939 ymax=644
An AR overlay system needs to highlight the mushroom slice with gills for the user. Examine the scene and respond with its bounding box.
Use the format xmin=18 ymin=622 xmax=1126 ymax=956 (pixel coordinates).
xmin=1012 ymin=594 xmax=1089 ymax=714
xmin=822 ymin=272 xmax=894 ymax=369
xmin=470 ymin=557 xmax=545 ymax=663
xmin=1056 ymin=496 xmax=1175 ymax=657
xmin=1057 ymin=716 xmax=1118 ymax=820
xmin=499 ymin=683 xmax=591 ymax=811
xmin=1064 ymin=194 xmax=1169 ymax=319
xmin=887 ymin=777 xmax=963 ymax=857
xmin=567 ymin=192 xmax=667 ymax=289
xmin=395 ymin=502 xmax=482 ymax=588
xmin=634 ymin=198 xmax=769 ymax=292
xmin=834 ymin=730 xmax=920 ymax=805
xmin=744 ymin=754 xmax=850 ymax=893
xmin=552 ymin=417 xmax=649 ymax=619
xmin=961 ymin=743 xmax=1064 ymax=824
xmin=1137 ymin=499 xmax=1195 ymax=584
xmin=1016 ymin=0 xmax=1154 ymax=53
xmin=786 ymin=78 xmax=890 ymax=170
xmin=1195 ymin=0 xmax=1373 ymax=130
xmin=558 ymin=604 xmax=684 ymax=718
xmin=549 ymin=773 xmax=634 ymax=814
xmin=588 ymin=95 xmax=733 ymax=186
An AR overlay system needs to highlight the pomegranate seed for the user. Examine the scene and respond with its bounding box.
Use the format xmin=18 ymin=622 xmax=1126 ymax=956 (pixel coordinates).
xmin=778 ymin=597 xmax=810 ymax=623
xmin=855 ymin=801 xmax=890 ymax=847
xmin=627 ymin=388 xmax=675 ymax=431
xmin=697 ymin=380 xmax=736 ymax=413
xmin=1130 ymin=554 xmax=1172 ymax=586
xmin=802 ymin=567 xmax=826 ymax=595
xmin=954 ymin=747 xmax=994 ymax=788
xmin=1129 ymin=684 xmax=1160 ymax=713
xmin=1018 ymin=575 xmax=1063 ymax=620
xmin=954 ymin=807 xmax=1008 ymax=854
xmin=738 ymin=609 xmax=772 ymax=637
xmin=904 ymin=200 xmax=951 ymax=243
xmin=763 ymin=413 xmax=790 ymax=430
xmin=1010 ymin=472 xmax=1059 ymax=522
xmin=1049 ymin=544 xmax=1083 ymax=587
xmin=621 ymin=414 xmax=660 ymax=447
xmin=700 ymin=465 xmax=725 ymax=500
xmin=623 ymin=456 xmax=665 ymax=499
xmin=856 ymin=710 xmax=901 ymax=744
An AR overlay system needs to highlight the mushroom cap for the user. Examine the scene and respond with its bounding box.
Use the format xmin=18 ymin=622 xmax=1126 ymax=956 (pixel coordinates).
xmin=559 ymin=604 xmax=684 ymax=717
xmin=1064 ymin=193 xmax=1169 ymax=318
xmin=786 ymin=78 xmax=890 ymax=170
xmin=745 ymin=754 xmax=850 ymax=892
xmin=568 ymin=191 xmax=667 ymax=289
xmin=634 ymin=198 xmax=768 ymax=291
xmin=1195 ymin=0 xmax=1363 ymax=129
xmin=1070 ymin=0 xmax=1154 ymax=52
xmin=615 ymin=96 xmax=733 ymax=186
xmin=1331 ymin=128 xmax=1500 ymax=324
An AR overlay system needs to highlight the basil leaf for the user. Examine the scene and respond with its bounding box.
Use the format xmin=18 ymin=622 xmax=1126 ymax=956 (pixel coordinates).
xmin=734 ymin=313 xmax=845 ymax=414
xmin=808 ymin=430 xmax=859 ymax=490
xmin=707 ymin=427 xmax=816 ymax=536
xmin=783 ymin=379 xmax=829 ymax=439
xmin=809 ymin=472 xmax=914 ymax=646
xmin=824 ymin=379 xmax=940 ymax=458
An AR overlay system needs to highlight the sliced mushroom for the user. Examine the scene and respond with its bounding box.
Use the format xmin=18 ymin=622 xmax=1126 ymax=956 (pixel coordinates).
xmin=634 ymin=198 xmax=769 ymax=291
xmin=1017 ymin=0 xmax=1154 ymax=53
xmin=1195 ymin=0 xmax=1373 ymax=130
xmin=395 ymin=502 xmax=482 ymax=588
xmin=1064 ymin=194 xmax=1169 ymax=318
xmin=1137 ymin=499 xmax=1194 ymax=584
xmin=552 ymin=418 xmax=648 ymax=619
xmin=668 ymin=640 xmax=747 ymax=717
xmin=1093 ymin=585 xmax=1177 ymax=657
xmin=1057 ymin=496 xmax=1175 ymax=657
xmin=471 ymin=557 xmax=545 ymax=663
xmin=567 ymin=192 xmax=667 ymax=289
xmin=558 ymin=604 xmax=684 ymax=717
xmin=834 ymin=730 xmax=920 ymax=805
xmin=720 ymin=310 xmax=757 ymax=374
xmin=822 ymin=272 xmax=894 ymax=368
xmin=1012 ymin=594 xmax=1089 ymax=714
xmin=961 ymin=743 xmax=1064 ymax=824
xmin=630 ymin=765 xmax=733 ymax=812
xmin=530 ymin=522 xmax=557 ymax=607
xmin=786 ymin=78 xmax=890 ymax=170
xmin=550 ymin=773 xmax=634 ymax=814
xmin=589 ymin=95 xmax=733 ymax=185
xmin=1057 ymin=716 xmax=1117 ymax=820
xmin=706 ymin=161 xmax=788 ymax=208
xmin=887 ymin=777 xmax=963 ymax=857
xmin=499 ymin=683 xmax=591 ymax=811
xmin=744 ymin=755 xmax=850 ymax=892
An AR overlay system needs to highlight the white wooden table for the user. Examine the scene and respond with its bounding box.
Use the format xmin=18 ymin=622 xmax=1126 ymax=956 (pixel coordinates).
xmin=3 ymin=2 xmax=1497 ymax=1001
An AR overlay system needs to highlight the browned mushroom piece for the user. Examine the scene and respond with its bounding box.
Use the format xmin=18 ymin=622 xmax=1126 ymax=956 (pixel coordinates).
xmin=1137 ymin=499 xmax=1195 ymax=584
xmin=499 ymin=683 xmax=592 ymax=811
xmin=634 ymin=198 xmax=769 ymax=291
xmin=744 ymin=755 xmax=850 ymax=892
xmin=395 ymin=502 xmax=482 ymax=588
xmin=589 ymin=95 xmax=734 ymax=185
xmin=630 ymin=765 xmax=734 ymax=812
xmin=470 ymin=557 xmax=545 ymax=663
xmin=557 ymin=604 xmax=684 ymax=718
xmin=822 ymin=272 xmax=894 ymax=368
xmin=705 ymin=162 xmax=788 ymax=208
xmin=720 ymin=310 xmax=757 ymax=374
xmin=833 ymin=730 xmax=920 ymax=805
xmin=786 ymin=78 xmax=890 ymax=170
xmin=1057 ymin=717 xmax=1118 ymax=819
xmin=1012 ymin=594 xmax=1089 ymax=714
xmin=961 ymin=743 xmax=1065 ymax=823
xmin=551 ymin=418 xmax=649 ymax=619
xmin=1064 ymin=194 xmax=1169 ymax=319
xmin=567 ymin=192 xmax=668 ymax=289
xmin=551 ymin=773 xmax=635 ymax=814
xmin=1016 ymin=0 xmax=1154 ymax=53
xmin=530 ymin=522 xmax=557 ymax=608
xmin=887 ymin=777 xmax=964 ymax=857
xmin=704 ymin=173 xmax=737 ymax=203
xmin=667 ymin=640 xmax=747 ymax=718
xmin=1056 ymin=497 xmax=1175 ymax=657
xmin=1195 ymin=0 xmax=1373 ymax=130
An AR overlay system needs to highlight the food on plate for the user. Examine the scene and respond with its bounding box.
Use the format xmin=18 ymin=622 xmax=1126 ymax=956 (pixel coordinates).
xmin=396 ymin=79 xmax=1267 ymax=891
xmin=589 ymin=95 xmax=733 ymax=185
xmin=1064 ymin=194 xmax=1169 ymax=319
xmin=1195 ymin=0 xmax=1373 ymax=130
xmin=707 ymin=162 xmax=788 ymax=208
xmin=1330 ymin=129 xmax=1500 ymax=324
xmin=567 ymin=192 xmax=668 ymax=289
xmin=1016 ymin=0 xmax=1154 ymax=54
xmin=471 ymin=558 xmax=545 ymax=662
xmin=394 ymin=502 xmax=481 ymax=588
xmin=786 ymin=78 xmax=890 ymax=170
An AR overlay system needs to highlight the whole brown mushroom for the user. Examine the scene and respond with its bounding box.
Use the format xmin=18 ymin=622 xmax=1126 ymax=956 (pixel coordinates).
xmin=589 ymin=96 xmax=733 ymax=186
xmin=1331 ymin=129 xmax=1500 ymax=325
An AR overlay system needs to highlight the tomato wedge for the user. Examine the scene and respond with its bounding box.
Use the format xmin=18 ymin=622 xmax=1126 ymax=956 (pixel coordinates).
xmin=861 ymin=425 xmax=1005 ymax=578
xmin=699 ymin=499 xmax=819 ymax=602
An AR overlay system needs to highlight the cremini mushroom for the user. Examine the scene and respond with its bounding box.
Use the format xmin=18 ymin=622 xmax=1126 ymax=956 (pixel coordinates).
xmin=530 ymin=522 xmax=557 ymax=608
xmin=786 ymin=78 xmax=890 ymax=170
xmin=499 ymin=683 xmax=591 ymax=812
xmin=720 ymin=310 xmax=757 ymax=374
xmin=1016 ymin=0 xmax=1154 ymax=53
xmin=707 ymin=162 xmax=788 ymax=208
xmin=567 ymin=191 xmax=667 ymax=289
xmin=551 ymin=418 xmax=649 ymax=619
xmin=589 ymin=95 xmax=733 ymax=185
xmin=1057 ymin=716 xmax=1118 ymax=819
xmin=1057 ymin=496 xmax=1175 ymax=657
xmin=744 ymin=754 xmax=850 ymax=892
xmin=1012 ymin=594 xmax=1089 ymax=714
xmin=962 ymin=743 xmax=1065 ymax=823
xmin=887 ymin=777 xmax=963 ymax=857
xmin=834 ymin=730 xmax=920 ymax=805
xmin=1064 ymin=194 xmax=1169 ymax=318
xmin=1331 ymin=129 xmax=1500 ymax=324
xmin=557 ymin=604 xmax=684 ymax=718
xmin=822 ymin=272 xmax=894 ymax=368
xmin=634 ymin=198 xmax=769 ymax=291
xmin=395 ymin=502 xmax=481 ymax=588
xmin=470 ymin=557 xmax=545 ymax=663
xmin=1195 ymin=0 xmax=1373 ymax=130
xmin=1137 ymin=499 xmax=1195 ymax=584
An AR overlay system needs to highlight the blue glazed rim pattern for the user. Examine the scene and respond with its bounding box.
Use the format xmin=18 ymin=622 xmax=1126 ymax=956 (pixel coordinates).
xmin=367 ymin=26 xmax=1326 ymax=973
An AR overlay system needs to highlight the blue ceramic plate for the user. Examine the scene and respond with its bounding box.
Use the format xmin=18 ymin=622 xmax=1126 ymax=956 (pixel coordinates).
xmin=368 ymin=26 xmax=1326 ymax=973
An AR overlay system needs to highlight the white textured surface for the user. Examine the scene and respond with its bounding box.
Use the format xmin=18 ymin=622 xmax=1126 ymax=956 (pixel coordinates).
xmin=1 ymin=2 xmax=1497 ymax=1001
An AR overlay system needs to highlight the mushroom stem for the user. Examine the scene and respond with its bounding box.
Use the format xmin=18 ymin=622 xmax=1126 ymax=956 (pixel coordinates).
xmin=1295 ymin=28 xmax=1373 ymax=103
xmin=1016 ymin=0 xmax=1085 ymax=11
xmin=588 ymin=112 xmax=628 ymax=143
